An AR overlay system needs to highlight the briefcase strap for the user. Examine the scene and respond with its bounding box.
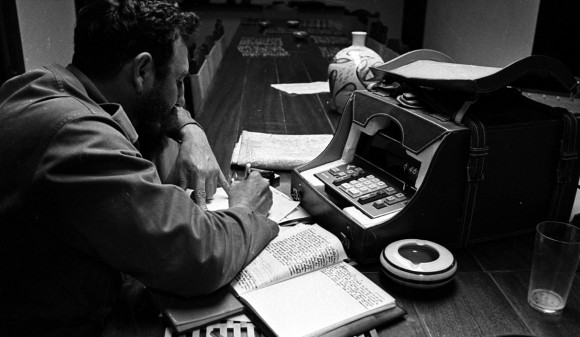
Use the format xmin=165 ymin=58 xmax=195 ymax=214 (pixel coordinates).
xmin=548 ymin=107 xmax=579 ymax=220
xmin=458 ymin=116 xmax=488 ymax=248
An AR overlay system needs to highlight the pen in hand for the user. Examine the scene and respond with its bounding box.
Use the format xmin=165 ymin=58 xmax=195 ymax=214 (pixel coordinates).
xmin=244 ymin=163 xmax=252 ymax=179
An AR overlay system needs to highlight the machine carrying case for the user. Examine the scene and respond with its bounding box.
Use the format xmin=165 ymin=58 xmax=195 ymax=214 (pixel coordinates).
xmin=290 ymin=50 xmax=580 ymax=263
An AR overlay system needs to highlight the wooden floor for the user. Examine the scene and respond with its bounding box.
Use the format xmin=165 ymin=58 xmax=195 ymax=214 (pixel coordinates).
xmin=103 ymin=7 xmax=580 ymax=337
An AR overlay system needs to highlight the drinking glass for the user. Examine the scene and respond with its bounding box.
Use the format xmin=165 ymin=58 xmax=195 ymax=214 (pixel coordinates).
xmin=527 ymin=221 xmax=580 ymax=314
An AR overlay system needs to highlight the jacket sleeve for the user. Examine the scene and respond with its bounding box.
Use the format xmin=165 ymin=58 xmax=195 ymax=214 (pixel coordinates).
xmin=29 ymin=113 xmax=279 ymax=297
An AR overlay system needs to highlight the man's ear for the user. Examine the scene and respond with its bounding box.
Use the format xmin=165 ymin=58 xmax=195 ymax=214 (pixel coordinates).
xmin=133 ymin=52 xmax=154 ymax=94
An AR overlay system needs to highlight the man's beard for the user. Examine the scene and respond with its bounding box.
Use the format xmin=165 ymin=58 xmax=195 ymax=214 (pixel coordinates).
xmin=134 ymin=85 xmax=171 ymax=160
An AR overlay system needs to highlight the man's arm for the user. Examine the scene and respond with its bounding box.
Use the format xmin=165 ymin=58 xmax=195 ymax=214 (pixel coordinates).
xmin=34 ymin=114 xmax=279 ymax=297
xmin=164 ymin=107 xmax=230 ymax=208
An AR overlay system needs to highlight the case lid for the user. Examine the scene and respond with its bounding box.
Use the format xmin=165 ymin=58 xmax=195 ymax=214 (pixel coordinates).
xmin=371 ymin=49 xmax=579 ymax=99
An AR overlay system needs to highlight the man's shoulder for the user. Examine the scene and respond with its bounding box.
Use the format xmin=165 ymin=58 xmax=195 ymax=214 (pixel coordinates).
xmin=1 ymin=63 xmax=108 ymax=121
xmin=0 ymin=64 xmax=127 ymax=152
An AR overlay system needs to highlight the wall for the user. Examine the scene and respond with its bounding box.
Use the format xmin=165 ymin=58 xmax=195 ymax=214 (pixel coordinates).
xmin=422 ymin=0 xmax=540 ymax=67
xmin=16 ymin=0 xmax=76 ymax=71
xmin=13 ymin=0 xmax=403 ymax=72
xmin=14 ymin=0 xmax=540 ymax=70
xmin=326 ymin=0 xmax=404 ymax=41
xmin=207 ymin=0 xmax=405 ymax=40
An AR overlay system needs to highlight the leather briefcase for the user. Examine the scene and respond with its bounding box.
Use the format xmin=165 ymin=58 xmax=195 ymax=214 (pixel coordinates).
xmin=290 ymin=50 xmax=580 ymax=263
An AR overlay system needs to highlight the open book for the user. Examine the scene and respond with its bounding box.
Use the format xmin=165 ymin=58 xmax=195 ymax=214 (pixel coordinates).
xmin=153 ymin=187 xmax=300 ymax=334
xmin=230 ymin=224 xmax=404 ymax=337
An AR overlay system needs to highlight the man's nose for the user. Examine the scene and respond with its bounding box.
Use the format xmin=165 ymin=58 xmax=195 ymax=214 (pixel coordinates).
xmin=176 ymin=94 xmax=185 ymax=108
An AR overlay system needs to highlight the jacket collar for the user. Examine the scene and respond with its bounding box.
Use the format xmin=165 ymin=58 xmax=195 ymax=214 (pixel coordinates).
xmin=65 ymin=64 xmax=138 ymax=145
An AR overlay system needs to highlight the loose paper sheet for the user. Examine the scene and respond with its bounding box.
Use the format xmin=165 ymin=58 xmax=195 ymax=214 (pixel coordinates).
xmin=279 ymin=204 xmax=312 ymax=225
xmin=271 ymin=81 xmax=330 ymax=94
xmin=198 ymin=187 xmax=299 ymax=224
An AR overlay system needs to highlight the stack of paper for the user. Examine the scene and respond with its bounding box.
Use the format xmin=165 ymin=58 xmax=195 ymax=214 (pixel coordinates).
xmin=231 ymin=131 xmax=333 ymax=170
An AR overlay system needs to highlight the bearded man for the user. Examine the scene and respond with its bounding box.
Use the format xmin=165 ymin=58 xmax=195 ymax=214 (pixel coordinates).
xmin=0 ymin=1 xmax=278 ymax=336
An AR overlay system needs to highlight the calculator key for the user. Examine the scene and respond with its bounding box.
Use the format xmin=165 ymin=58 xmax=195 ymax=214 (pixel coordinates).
xmin=339 ymin=183 xmax=352 ymax=191
xmin=348 ymin=174 xmax=360 ymax=181
xmin=394 ymin=193 xmax=407 ymax=201
xmin=385 ymin=187 xmax=396 ymax=195
xmin=367 ymin=175 xmax=375 ymax=179
xmin=358 ymin=189 xmax=386 ymax=205
xmin=332 ymin=175 xmax=352 ymax=185
xmin=376 ymin=188 xmax=388 ymax=197
xmin=329 ymin=167 xmax=341 ymax=175
xmin=385 ymin=196 xmax=398 ymax=205
xmin=373 ymin=199 xmax=387 ymax=209
xmin=347 ymin=188 xmax=361 ymax=197
xmin=359 ymin=191 xmax=378 ymax=204
xmin=376 ymin=181 xmax=386 ymax=188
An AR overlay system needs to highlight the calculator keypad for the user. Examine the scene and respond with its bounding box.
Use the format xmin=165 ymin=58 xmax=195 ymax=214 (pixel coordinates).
xmin=315 ymin=163 xmax=411 ymax=218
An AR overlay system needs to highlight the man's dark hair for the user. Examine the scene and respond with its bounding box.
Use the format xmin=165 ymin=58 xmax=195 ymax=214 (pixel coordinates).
xmin=72 ymin=0 xmax=199 ymax=79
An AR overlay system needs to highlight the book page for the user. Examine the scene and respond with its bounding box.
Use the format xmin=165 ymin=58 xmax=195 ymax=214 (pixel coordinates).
xmin=231 ymin=224 xmax=347 ymax=295
xmin=240 ymin=262 xmax=396 ymax=337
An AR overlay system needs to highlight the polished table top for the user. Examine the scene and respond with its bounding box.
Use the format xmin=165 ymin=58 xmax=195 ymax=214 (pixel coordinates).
xmin=194 ymin=19 xmax=341 ymax=180
xmin=103 ymin=17 xmax=580 ymax=337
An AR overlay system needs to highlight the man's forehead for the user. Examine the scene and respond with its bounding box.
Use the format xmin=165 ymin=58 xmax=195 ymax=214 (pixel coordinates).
xmin=171 ymin=37 xmax=189 ymax=75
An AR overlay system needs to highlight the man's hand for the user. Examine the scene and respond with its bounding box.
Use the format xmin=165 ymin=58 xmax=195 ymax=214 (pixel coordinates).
xmin=169 ymin=123 xmax=230 ymax=209
xmin=228 ymin=171 xmax=273 ymax=216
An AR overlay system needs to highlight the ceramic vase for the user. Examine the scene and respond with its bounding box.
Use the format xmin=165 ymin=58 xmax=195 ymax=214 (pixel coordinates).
xmin=328 ymin=32 xmax=384 ymax=113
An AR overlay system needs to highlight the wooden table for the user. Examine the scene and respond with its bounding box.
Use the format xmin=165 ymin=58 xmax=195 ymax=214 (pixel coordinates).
xmin=103 ymin=18 xmax=580 ymax=337
xmin=194 ymin=19 xmax=341 ymax=179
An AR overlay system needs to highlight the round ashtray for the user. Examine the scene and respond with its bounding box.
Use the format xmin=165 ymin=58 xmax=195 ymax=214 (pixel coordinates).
xmin=292 ymin=30 xmax=309 ymax=40
xmin=380 ymin=239 xmax=457 ymax=289
xmin=287 ymin=20 xmax=300 ymax=28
